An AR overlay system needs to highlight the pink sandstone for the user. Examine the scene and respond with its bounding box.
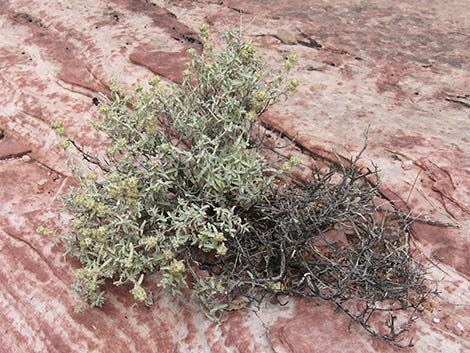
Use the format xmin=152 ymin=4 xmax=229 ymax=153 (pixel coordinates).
xmin=0 ymin=1 xmax=469 ymax=352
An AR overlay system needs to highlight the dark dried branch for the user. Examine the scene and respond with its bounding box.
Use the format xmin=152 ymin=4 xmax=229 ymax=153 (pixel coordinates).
xmin=196 ymin=151 xmax=435 ymax=343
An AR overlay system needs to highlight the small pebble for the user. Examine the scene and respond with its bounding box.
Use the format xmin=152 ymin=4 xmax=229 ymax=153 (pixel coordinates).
xmin=401 ymin=160 xmax=413 ymax=170
xmin=34 ymin=178 xmax=49 ymax=193
xmin=37 ymin=179 xmax=48 ymax=187
xmin=456 ymin=322 xmax=464 ymax=331
xmin=433 ymin=317 xmax=440 ymax=323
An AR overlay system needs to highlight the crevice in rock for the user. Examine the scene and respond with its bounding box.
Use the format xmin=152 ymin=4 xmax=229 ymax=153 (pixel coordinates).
xmin=1 ymin=226 xmax=68 ymax=287
xmin=11 ymin=12 xmax=44 ymax=28
xmin=30 ymin=157 xmax=67 ymax=179
xmin=444 ymin=94 xmax=470 ymax=108
xmin=254 ymin=30 xmax=362 ymax=62
xmin=119 ymin=0 xmax=203 ymax=48
xmin=56 ymin=79 xmax=97 ymax=99
xmin=258 ymin=115 xmax=348 ymax=166
xmin=21 ymin=109 xmax=49 ymax=125
xmin=225 ymin=5 xmax=251 ymax=14
xmin=296 ymin=30 xmax=322 ymax=49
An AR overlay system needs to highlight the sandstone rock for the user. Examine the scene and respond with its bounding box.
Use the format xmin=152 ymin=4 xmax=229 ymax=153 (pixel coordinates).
xmin=0 ymin=0 xmax=469 ymax=352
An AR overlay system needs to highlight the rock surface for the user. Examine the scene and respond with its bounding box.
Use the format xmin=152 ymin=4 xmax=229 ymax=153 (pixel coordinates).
xmin=0 ymin=0 xmax=469 ymax=352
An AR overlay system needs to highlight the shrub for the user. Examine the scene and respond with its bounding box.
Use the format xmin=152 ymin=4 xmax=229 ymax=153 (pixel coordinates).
xmin=49 ymin=25 xmax=430 ymax=344
xmin=58 ymin=26 xmax=296 ymax=314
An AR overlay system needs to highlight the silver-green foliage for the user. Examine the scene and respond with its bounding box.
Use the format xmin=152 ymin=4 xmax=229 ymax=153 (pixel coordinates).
xmin=59 ymin=26 xmax=297 ymax=314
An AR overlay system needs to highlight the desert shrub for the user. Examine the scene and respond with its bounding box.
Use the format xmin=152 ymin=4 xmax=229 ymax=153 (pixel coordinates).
xmin=56 ymin=26 xmax=297 ymax=313
xmin=47 ymin=25 xmax=430 ymax=344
